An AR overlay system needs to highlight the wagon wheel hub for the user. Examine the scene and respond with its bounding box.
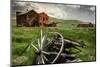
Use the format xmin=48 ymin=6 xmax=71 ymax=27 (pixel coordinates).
xmin=35 ymin=50 xmax=42 ymax=55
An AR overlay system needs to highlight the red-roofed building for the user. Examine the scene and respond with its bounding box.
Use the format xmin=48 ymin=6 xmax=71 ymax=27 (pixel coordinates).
xmin=38 ymin=12 xmax=49 ymax=26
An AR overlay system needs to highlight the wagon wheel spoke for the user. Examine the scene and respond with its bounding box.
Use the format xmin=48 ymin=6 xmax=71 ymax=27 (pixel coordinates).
xmin=24 ymin=39 xmax=37 ymax=52
xmin=41 ymin=30 xmax=43 ymax=50
xmin=41 ymin=35 xmax=46 ymax=49
xmin=37 ymin=39 xmax=41 ymax=49
xmin=31 ymin=43 xmax=39 ymax=51
xmin=43 ymin=55 xmax=49 ymax=61
xmin=26 ymin=45 xmax=31 ymax=52
xmin=42 ymin=51 xmax=61 ymax=63
xmin=41 ymin=35 xmax=48 ymax=50
xmin=37 ymin=55 xmax=42 ymax=64
xmin=37 ymin=54 xmax=46 ymax=64
xmin=42 ymin=51 xmax=50 ymax=55
xmin=42 ymin=51 xmax=59 ymax=55
xmin=41 ymin=54 xmax=45 ymax=64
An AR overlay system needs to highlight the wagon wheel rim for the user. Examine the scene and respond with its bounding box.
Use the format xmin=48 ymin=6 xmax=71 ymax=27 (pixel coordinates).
xmin=27 ymin=30 xmax=64 ymax=64
xmin=48 ymin=32 xmax=64 ymax=63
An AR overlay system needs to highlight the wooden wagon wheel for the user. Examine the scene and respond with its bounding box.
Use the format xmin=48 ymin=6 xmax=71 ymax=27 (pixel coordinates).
xmin=26 ymin=30 xmax=64 ymax=64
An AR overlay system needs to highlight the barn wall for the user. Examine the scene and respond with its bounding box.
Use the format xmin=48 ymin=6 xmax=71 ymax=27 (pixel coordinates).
xmin=26 ymin=12 xmax=39 ymax=26
xmin=16 ymin=14 xmax=27 ymax=26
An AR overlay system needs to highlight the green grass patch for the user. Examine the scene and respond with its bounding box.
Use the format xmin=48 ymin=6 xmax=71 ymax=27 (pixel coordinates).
xmin=12 ymin=20 xmax=96 ymax=65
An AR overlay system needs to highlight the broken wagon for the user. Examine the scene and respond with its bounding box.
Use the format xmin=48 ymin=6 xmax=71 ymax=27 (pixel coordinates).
xmin=20 ymin=30 xmax=85 ymax=65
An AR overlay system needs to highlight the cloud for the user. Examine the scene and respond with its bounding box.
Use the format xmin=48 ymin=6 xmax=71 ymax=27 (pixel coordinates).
xmin=12 ymin=2 xmax=95 ymax=24
xmin=67 ymin=5 xmax=80 ymax=8
xmin=90 ymin=6 xmax=95 ymax=11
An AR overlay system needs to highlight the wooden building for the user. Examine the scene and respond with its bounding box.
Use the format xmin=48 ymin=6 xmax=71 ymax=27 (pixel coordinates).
xmin=77 ymin=22 xmax=94 ymax=27
xmin=16 ymin=9 xmax=56 ymax=27
xmin=16 ymin=10 xmax=39 ymax=27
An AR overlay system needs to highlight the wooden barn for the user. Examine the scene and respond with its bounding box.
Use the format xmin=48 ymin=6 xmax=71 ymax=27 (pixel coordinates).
xmin=16 ymin=9 xmax=56 ymax=27
xmin=16 ymin=10 xmax=39 ymax=27
xmin=77 ymin=22 xmax=94 ymax=27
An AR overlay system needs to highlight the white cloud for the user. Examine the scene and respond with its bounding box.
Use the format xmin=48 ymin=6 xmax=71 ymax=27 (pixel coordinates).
xmin=90 ymin=6 xmax=95 ymax=11
xmin=67 ymin=5 xmax=80 ymax=8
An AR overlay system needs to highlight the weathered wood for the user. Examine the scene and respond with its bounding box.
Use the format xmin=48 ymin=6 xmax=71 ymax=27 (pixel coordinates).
xmin=54 ymin=38 xmax=85 ymax=48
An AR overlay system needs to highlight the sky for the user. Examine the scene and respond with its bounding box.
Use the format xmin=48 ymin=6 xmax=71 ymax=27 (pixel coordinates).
xmin=12 ymin=1 xmax=96 ymax=24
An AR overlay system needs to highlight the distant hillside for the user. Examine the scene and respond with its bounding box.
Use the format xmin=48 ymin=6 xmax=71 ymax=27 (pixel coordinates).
xmin=49 ymin=17 xmax=80 ymax=28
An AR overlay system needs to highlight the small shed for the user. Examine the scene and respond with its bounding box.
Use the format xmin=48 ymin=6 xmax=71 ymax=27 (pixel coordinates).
xmin=77 ymin=22 xmax=94 ymax=27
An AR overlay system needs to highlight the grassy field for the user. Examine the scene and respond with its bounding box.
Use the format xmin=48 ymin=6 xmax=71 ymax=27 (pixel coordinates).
xmin=12 ymin=19 xmax=96 ymax=65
